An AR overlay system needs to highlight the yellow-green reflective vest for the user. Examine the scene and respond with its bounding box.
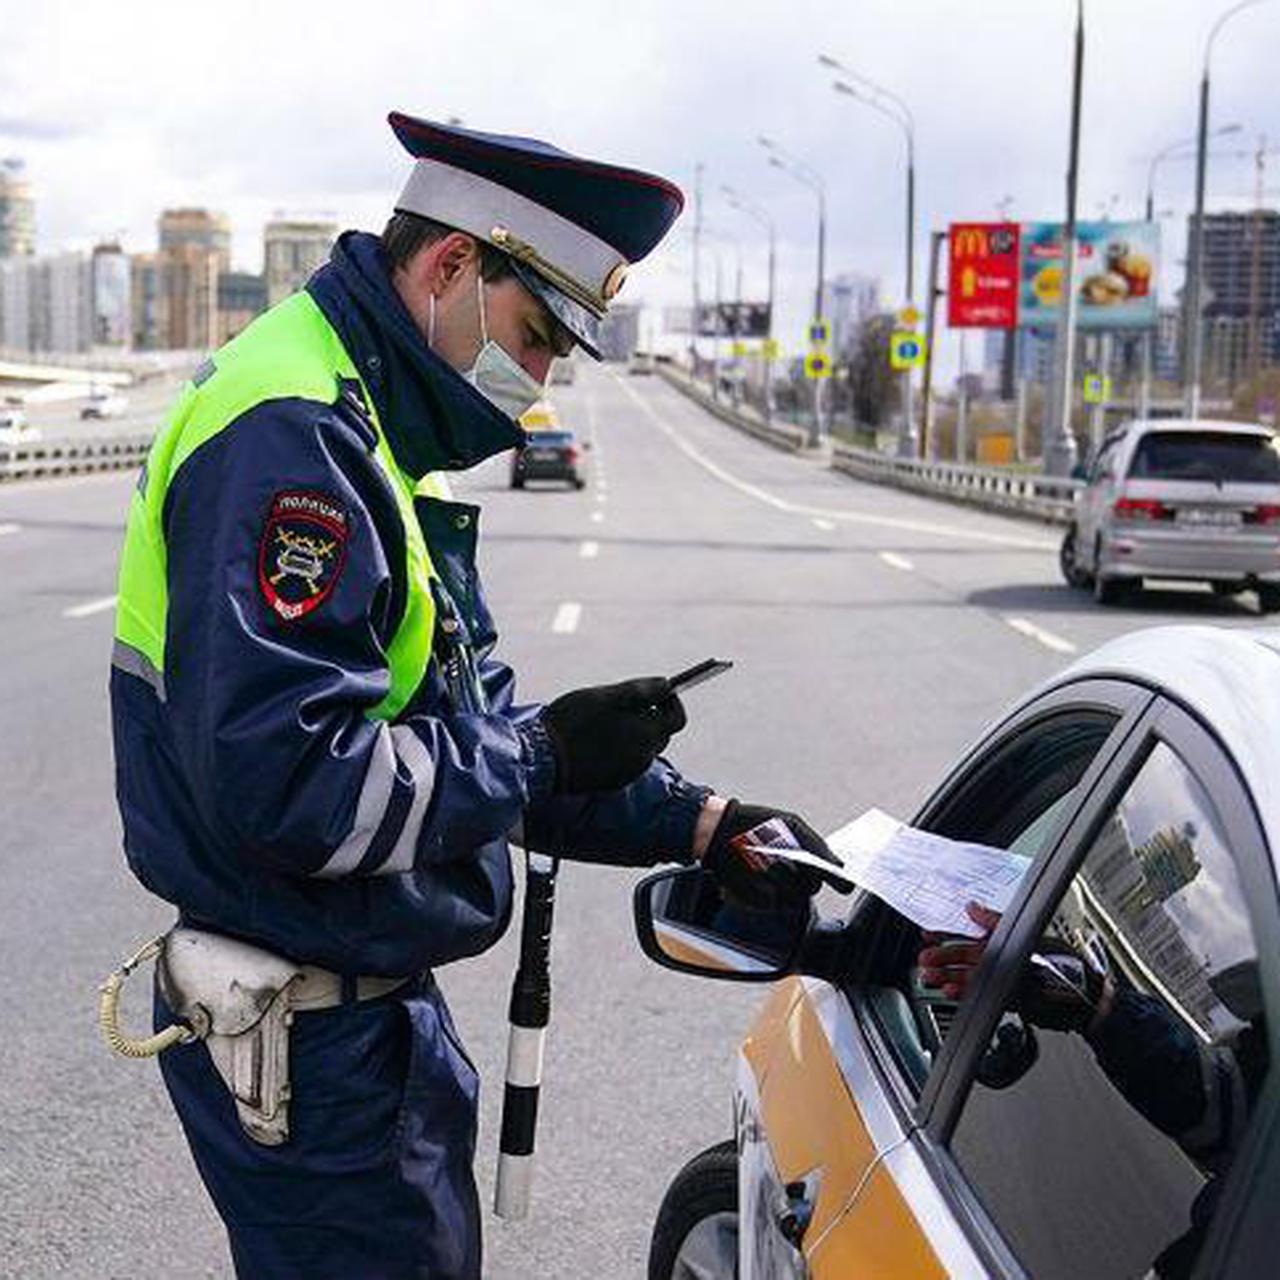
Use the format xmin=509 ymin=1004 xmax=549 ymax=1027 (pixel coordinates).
xmin=113 ymin=290 xmax=446 ymax=721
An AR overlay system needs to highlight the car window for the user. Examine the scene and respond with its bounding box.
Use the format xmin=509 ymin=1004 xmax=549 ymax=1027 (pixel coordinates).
xmin=1128 ymin=431 xmax=1280 ymax=483
xmin=1089 ymin=442 xmax=1119 ymax=484
xmin=861 ymin=711 xmax=1117 ymax=1095
xmin=948 ymin=739 xmax=1271 ymax=1280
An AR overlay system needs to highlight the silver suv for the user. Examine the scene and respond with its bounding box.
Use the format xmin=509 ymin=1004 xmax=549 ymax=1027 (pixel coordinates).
xmin=1061 ymin=418 xmax=1280 ymax=611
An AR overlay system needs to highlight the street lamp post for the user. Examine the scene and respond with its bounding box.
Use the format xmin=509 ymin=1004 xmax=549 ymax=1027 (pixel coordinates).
xmin=1186 ymin=0 xmax=1271 ymax=420
xmin=1140 ymin=125 xmax=1242 ymax=417
xmin=724 ymin=185 xmax=777 ymax=418
xmin=823 ymin=56 xmax=918 ymax=457
xmin=760 ymin=137 xmax=826 ymax=445
xmin=1044 ymin=0 xmax=1085 ymax=478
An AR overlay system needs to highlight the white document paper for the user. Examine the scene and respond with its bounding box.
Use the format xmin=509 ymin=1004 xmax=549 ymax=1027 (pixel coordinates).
xmin=747 ymin=807 xmax=1028 ymax=937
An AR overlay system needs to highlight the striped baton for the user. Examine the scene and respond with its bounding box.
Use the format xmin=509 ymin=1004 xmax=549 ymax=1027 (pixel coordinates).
xmin=494 ymin=850 xmax=559 ymax=1219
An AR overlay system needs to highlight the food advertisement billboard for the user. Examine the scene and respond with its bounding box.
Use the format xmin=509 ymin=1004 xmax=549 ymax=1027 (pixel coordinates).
xmin=1017 ymin=220 xmax=1158 ymax=329
xmin=947 ymin=222 xmax=1020 ymax=328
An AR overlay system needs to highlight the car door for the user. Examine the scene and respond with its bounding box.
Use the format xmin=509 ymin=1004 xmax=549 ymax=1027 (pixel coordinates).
xmin=754 ymin=677 xmax=1155 ymax=1279
xmin=866 ymin=694 xmax=1279 ymax=1280
xmin=1078 ymin=438 xmax=1121 ymax=568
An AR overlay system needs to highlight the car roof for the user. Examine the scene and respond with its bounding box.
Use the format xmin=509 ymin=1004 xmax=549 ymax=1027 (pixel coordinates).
xmin=1025 ymin=625 xmax=1280 ymax=870
xmin=1123 ymin=418 xmax=1273 ymax=438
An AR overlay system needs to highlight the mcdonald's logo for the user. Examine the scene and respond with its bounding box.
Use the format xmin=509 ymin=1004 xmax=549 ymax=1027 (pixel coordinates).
xmin=953 ymin=226 xmax=989 ymax=259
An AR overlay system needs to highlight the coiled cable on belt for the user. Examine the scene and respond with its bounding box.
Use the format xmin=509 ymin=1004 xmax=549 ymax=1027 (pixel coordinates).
xmin=99 ymin=934 xmax=195 ymax=1058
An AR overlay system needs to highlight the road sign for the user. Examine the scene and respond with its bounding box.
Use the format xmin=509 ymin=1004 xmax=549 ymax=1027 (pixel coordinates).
xmin=808 ymin=319 xmax=831 ymax=347
xmin=889 ymin=331 xmax=926 ymax=371
xmin=762 ymin=337 xmax=781 ymax=361
xmin=897 ymin=305 xmax=921 ymax=329
xmin=948 ymin=222 xmax=1020 ymax=329
xmin=804 ymin=350 xmax=833 ymax=380
xmin=1082 ymin=373 xmax=1112 ymax=404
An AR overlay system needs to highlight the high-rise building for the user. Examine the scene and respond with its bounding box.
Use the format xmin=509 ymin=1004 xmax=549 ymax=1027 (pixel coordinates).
xmin=130 ymin=253 xmax=168 ymax=351
xmin=163 ymin=243 xmax=220 ymax=350
xmin=0 ymin=255 xmax=33 ymax=351
xmin=263 ymin=218 xmax=337 ymax=307
xmin=823 ymin=272 xmax=880 ymax=356
xmin=1187 ymin=209 xmax=1280 ymax=382
xmin=159 ymin=209 xmax=231 ymax=273
xmin=0 ymin=158 xmax=35 ymax=257
xmin=34 ymin=252 xmax=93 ymax=353
xmin=91 ymin=242 xmax=131 ymax=348
xmin=218 ymin=271 xmax=268 ymax=344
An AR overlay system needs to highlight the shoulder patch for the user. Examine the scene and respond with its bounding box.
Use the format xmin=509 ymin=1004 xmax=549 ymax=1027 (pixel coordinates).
xmin=257 ymin=490 xmax=350 ymax=622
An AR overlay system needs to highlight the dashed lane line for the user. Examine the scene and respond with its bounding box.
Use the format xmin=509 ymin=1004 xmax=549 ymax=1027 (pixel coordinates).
xmin=552 ymin=602 xmax=582 ymax=633
xmin=1004 ymin=616 xmax=1077 ymax=655
xmin=63 ymin=594 xmax=118 ymax=620
xmin=879 ymin=552 xmax=914 ymax=572
xmin=0 ymin=522 xmax=19 ymax=536
xmin=579 ymin=540 xmax=600 ymax=559
xmin=812 ymin=518 xmax=836 ymax=531
xmin=590 ymin=510 xmax=604 ymax=524
xmin=613 ymin=373 xmax=1055 ymax=552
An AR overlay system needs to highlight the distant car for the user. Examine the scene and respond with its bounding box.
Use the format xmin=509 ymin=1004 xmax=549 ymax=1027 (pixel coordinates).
xmin=0 ymin=407 xmax=40 ymax=447
xmin=0 ymin=406 xmax=27 ymax=432
xmin=81 ymin=391 xmax=129 ymax=420
xmin=549 ymin=358 xmax=576 ymax=386
xmin=629 ymin=350 xmax=656 ymax=376
xmin=512 ymin=400 xmax=586 ymax=490
xmin=1061 ymin=418 xmax=1280 ymax=610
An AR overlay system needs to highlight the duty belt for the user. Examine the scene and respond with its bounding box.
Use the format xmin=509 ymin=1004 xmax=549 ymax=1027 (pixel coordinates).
xmin=100 ymin=927 xmax=412 ymax=1146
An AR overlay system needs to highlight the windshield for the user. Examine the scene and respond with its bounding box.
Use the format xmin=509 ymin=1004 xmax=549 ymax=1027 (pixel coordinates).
xmin=1127 ymin=432 xmax=1280 ymax=484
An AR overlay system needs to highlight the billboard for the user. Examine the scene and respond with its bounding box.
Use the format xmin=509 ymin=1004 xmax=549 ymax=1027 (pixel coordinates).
xmin=948 ymin=223 xmax=1020 ymax=328
xmin=947 ymin=220 xmax=1160 ymax=331
xmin=1017 ymin=220 xmax=1158 ymax=330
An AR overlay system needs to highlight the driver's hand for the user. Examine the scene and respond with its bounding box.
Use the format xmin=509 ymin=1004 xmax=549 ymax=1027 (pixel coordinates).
xmin=702 ymin=800 xmax=849 ymax=911
xmin=917 ymin=902 xmax=1001 ymax=1000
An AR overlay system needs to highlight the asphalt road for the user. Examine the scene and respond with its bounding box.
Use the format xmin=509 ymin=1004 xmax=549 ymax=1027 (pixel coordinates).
xmin=0 ymin=363 xmax=1268 ymax=1278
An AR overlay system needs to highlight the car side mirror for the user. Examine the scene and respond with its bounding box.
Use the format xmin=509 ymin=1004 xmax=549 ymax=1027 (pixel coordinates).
xmin=633 ymin=867 xmax=810 ymax=981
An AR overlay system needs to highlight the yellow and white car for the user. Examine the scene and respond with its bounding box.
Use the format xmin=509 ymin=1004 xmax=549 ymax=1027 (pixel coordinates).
xmin=636 ymin=625 xmax=1277 ymax=1280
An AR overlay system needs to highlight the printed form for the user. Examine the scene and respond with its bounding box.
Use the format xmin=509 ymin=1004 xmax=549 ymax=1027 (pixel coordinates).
xmin=748 ymin=808 xmax=1030 ymax=938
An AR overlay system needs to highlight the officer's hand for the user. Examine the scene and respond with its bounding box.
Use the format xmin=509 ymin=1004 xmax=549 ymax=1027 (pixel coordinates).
xmin=542 ymin=677 xmax=686 ymax=794
xmin=702 ymin=801 xmax=850 ymax=911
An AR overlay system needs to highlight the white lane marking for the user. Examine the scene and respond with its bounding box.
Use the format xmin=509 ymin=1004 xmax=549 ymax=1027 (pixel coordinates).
xmin=595 ymin=491 xmax=608 ymax=505
xmin=613 ymin=374 xmax=1055 ymax=552
xmin=0 ymin=522 xmax=19 ymax=536
xmin=879 ymin=551 xmax=914 ymax=572
xmin=590 ymin=510 xmax=604 ymax=523
xmin=1004 ymin=616 xmax=1077 ymax=654
xmin=63 ymin=594 xmax=118 ymax=619
xmin=812 ymin=518 xmax=836 ymax=532
xmin=579 ymin=540 xmax=599 ymax=559
xmin=552 ymin=602 xmax=582 ymax=633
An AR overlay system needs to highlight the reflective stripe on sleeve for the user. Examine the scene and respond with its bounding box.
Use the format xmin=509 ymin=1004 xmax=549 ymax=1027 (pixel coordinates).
xmin=314 ymin=723 xmax=435 ymax=878
xmin=381 ymin=724 xmax=437 ymax=873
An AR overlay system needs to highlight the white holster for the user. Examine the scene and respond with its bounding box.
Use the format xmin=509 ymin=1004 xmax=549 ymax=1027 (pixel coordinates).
xmin=158 ymin=928 xmax=303 ymax=1147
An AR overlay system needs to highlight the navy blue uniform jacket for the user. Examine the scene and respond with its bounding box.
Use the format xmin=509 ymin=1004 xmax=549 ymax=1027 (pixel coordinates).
xmin=111 ymin=231 xmax=709 ymax=976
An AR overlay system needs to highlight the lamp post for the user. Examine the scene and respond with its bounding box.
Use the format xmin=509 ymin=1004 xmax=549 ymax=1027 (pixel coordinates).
xmin=760 ymin=138 xmax=826 ymax=443
xmin=822 ymin=55 xmax=918 ymax=457
xmin=1186 ymin=0 xmax=1271 ymax=419
xmin=1140 ymin=124 xmax=1242 ymax=417
xmin=724 ymin=185 xmax=777 ymax=418
xmin=1044 ymin=0 xmax=1085 ymax=478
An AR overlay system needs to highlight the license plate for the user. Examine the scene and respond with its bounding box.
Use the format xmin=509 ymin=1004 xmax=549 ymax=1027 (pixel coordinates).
xmin=527 ymin=448 xmax=558 ymax=462
xmin=1176 ymin=507 xmax=1242 ymax=529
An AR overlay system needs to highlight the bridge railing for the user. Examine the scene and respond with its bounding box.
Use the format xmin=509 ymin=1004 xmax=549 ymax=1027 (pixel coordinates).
xmin=0 ymin=433 xmax=152 ymax=483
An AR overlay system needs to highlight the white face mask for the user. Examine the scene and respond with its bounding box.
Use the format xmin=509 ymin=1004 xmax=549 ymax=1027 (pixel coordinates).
xmin=458 ymin=273 xmax=545 ymax=420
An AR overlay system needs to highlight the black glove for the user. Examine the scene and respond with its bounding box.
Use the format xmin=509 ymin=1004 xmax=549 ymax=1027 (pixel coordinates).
xmin=702 ymin=800 xmax=848 ymax=911
xmin=1015 ymin=939 xmax=1108 ymax=1034
xmin=542 ymin=677 xmax=686 ymax=794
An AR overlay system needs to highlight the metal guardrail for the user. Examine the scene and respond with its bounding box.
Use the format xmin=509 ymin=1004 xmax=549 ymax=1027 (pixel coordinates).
xmin=655 ymin=365 xmax=808 ymax=453
xmin=830 ymin=443 xmax=1081 ymax=525
xmin=0 ymin=433 xmax=152 ymax=483
xmin=655 ymin=360 xmax=1081 ymax=526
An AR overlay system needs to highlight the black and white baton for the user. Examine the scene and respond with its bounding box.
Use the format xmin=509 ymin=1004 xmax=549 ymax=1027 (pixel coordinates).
xmin=494 ymin=850 xmax=559 ymax=1219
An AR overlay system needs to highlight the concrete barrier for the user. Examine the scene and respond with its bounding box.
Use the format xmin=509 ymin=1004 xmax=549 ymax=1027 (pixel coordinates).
xmin=0 ymin=433 xmax=151 ymax=483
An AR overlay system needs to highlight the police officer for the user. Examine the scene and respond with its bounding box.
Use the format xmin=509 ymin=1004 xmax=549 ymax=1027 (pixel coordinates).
xmin=110 ymin=112 xmax=836 ymax=1279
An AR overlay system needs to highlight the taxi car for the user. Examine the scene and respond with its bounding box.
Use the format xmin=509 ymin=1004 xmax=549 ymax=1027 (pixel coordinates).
xmin=512 ymin=399 xmax=587 ymax=490
xmin=636 ymin=625 xmax=1276 ymax=1280
xmin=1060 ymin=419 xmax=1280 ymax=609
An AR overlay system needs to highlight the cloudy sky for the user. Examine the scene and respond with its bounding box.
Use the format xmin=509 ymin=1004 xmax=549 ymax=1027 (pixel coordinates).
xmin=2 ymin=0 xmax=1276 ymax=368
